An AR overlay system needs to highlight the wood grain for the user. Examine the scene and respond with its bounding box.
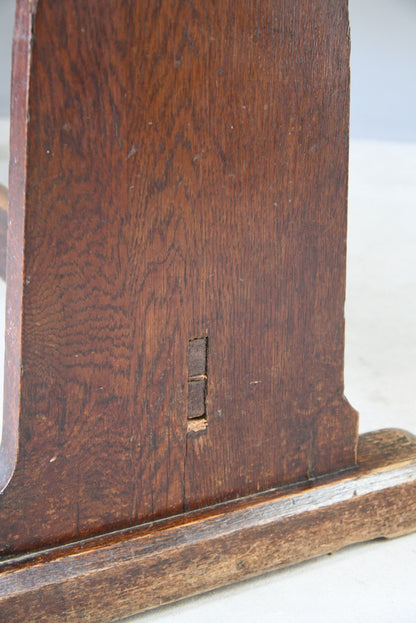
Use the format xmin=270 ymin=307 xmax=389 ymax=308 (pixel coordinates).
xmin=1 ymin=0 xmax=357 ymax=558
xmin=2 ymin=7 xmax=415 ymax=621
xmin=1 ymin=429 xmax=416 ymax=623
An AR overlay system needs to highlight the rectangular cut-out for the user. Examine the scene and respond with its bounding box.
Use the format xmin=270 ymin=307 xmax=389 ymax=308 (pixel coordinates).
xmin=187 ymin=338 xmax=208 ymax=379
xmin=188 ymin=380 xmax=207 ymax=419
xmin=187 ymin=338 xmax=208 ymax=420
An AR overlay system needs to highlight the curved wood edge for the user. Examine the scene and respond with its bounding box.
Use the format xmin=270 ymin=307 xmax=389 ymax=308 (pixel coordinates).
xmin=0 ymin=428 xmax=416 ymax=622
xmin=0 ymin=0 xmax=31 ymax=494
xmin=0 ymin=185 xmax=7 ymax=281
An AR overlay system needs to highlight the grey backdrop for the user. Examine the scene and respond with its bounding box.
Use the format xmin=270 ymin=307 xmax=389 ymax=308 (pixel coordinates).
xmin=0 ymin=0 xmax=416 ymax=140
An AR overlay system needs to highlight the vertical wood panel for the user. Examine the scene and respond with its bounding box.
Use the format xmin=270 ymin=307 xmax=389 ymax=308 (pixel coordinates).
xmin=0 ymin=0 xmax=357 ymax=557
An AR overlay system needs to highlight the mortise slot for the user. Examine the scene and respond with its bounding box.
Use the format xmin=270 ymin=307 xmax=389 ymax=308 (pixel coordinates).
xmin=187 ymin=337 xmax=208 ymax=427
xmin=188 ymin=379 xmax=206 ymax=419
xmin=187 ymin=337 xmax=207 ymax=379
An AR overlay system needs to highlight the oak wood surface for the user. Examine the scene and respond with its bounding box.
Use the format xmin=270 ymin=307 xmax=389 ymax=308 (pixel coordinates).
xmin=0 ymin=0 xmax=359 ymax=558
xmin=1 ymin=5 xmax=415 ymax=622
xmin=1 ymin=429 xmax=416 ymax=623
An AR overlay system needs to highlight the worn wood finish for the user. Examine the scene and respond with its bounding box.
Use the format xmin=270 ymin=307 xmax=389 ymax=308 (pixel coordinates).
xmin=0 ymin=0 xmax=358 ymax=558
xmin=1 ymin=429 xmax=416 ymax=623
xmin=2 ymin=3 xmax=415 ymax=621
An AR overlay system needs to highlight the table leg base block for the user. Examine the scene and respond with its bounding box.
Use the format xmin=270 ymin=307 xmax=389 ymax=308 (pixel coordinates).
xmin=1 ymin=428 xmax=416 ymax=622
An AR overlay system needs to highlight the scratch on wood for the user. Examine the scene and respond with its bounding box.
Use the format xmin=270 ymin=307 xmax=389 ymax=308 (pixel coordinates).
xmin=111 ymin=101 xmax=122 ymax=149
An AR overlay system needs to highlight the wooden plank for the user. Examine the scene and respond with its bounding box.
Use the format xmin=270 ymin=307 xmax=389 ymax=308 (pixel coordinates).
xmin=182 ymin=0 xmax=359 ymax=507
xmin=0 ymin=0 xmax=357 ymax=558
xmin=1 ymin=429 xmax=415 ymax=623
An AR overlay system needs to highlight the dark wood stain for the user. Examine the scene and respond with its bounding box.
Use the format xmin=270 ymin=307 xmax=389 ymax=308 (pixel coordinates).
xmin=0 ymin=0 xmax=358 ymax=560
xmin=1 ymin=429 xmax=416 ymax=623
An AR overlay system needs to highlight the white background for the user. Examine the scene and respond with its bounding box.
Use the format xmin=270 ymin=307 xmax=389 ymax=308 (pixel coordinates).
xmin=0 ymin=1 xmax=415 ymax=621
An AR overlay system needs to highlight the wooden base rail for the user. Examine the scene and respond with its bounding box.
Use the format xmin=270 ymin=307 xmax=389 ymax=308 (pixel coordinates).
xmin=1 ymin=430 xmax=416 ymax=622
